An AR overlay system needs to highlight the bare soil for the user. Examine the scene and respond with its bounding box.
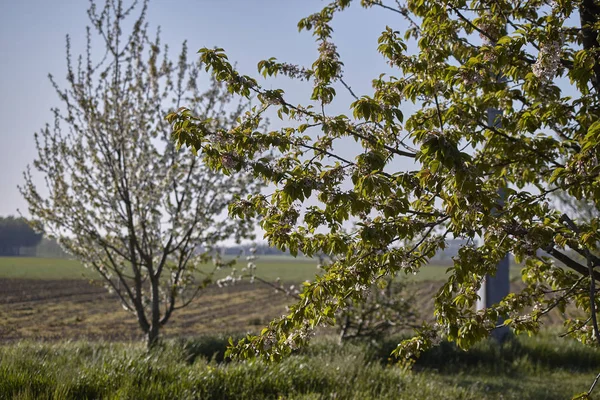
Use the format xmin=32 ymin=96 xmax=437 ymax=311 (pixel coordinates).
xmin=0 ymin=278 xmax=569 ymax=343
xmin=0 ymin=278 xmax=291 ymax=343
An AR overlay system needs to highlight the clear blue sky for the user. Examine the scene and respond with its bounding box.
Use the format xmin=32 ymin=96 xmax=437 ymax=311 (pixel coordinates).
xmin=0 ymin=0 xmax=408 ymax=217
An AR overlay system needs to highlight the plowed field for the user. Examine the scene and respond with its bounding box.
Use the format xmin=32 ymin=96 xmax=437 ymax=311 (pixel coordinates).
xmin=0 ymin=277 xmax=572 ymax=343
xmin=0 ymin=278 xmax=292 ymax=342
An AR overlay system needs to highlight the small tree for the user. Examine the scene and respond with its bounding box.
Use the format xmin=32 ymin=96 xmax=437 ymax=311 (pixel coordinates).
xmin=170 ymin=0 xmax=600 ymax=373
xmin=337 ymin=278 xmax=418 ymax=343
xmin=20 ymin=0 xmax=262 ymax=347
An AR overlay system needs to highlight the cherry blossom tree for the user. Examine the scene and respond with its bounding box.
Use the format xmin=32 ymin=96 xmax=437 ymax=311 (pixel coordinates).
xmin=20 ymin=0 xmax=262 ymax=348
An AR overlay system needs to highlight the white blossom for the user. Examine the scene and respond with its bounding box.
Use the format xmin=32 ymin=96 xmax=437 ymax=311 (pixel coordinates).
xmin=19 ymin=0 xmax=263 ymax=347
xmin=532 ymin=40 xmax=561 ymax=80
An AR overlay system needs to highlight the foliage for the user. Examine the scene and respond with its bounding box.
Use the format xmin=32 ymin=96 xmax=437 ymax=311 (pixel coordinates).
xmin=0 ymin=216 xmax=42 ymax=256
xmin=1 ymin=335 xmax=598 ymax=399
xmin=20 ymin=0 xmax=262 ymax=348
xmin=169 ymin=0 xmax=600 ymax=368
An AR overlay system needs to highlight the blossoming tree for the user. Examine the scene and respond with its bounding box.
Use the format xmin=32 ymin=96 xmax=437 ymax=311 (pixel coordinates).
xmin=20 ymin=0 xmax=262 ymax=348
xmin=170 ymin=0 xmax=600 ymax=368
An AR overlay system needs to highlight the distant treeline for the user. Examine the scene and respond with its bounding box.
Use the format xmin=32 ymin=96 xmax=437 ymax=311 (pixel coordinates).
xmin=0 ymin=215 xmax=286 ymax=259
xmin=0 ymin=215 xmax=68 ymax=258
xmin=0 ymin=216 xmax=42 ymax=256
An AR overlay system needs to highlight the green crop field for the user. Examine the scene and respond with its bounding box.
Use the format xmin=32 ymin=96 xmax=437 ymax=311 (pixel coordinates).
xmin=0 ymin=256 xmax=321 ymax=282
xmin=0 ymin=256 xmax=525 ymax=283
xmin=0 ymin=257 xmax=97 ymax=280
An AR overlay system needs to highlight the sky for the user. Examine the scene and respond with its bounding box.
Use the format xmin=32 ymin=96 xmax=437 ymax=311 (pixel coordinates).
xmin=0 ymin=0 xmax=412 ymax=218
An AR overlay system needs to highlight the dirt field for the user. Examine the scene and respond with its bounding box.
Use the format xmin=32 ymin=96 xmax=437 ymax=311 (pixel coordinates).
xmin=0 ymin=278 xmax=293 ymax=342
xmin=0 ymin=278 xmax=570 ymax=343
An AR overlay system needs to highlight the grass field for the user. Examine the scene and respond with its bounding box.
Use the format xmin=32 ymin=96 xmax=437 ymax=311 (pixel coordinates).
xmin=0 ymin=256 xmax=322 ymax=282
xmin=0 ymin=256 xmax=525 ymax=283
xmin=0 ymin=257 xmax=97 ymax=280
xmin=1 ymin=334 xmax=598 ymax=399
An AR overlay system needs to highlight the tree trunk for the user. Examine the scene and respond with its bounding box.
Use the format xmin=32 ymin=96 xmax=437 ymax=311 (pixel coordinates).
xmin=147 ymin=276 xmax=162 ymax=349
xmin=147 ymin=323 xmax=160 ymax=349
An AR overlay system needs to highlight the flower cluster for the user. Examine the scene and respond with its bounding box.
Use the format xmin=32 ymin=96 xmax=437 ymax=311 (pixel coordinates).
xmin=284 ymin=323 xmax=314 ymax=350
xmin=221 ymin=152 xmax=238 ymax=169
xmin=477 ymin=17 xmax=501 ymax=45
xmin=262 ymin=92 xmax=282 ymax=106
xmin=318 ymin=41 xmax=337 ymax=60
xmin=280 ymin=63 xmax=312 ymax=81
xmin=315 ymin=40 xmax=343 ymax=82
xmin=327 ymin=166 xmax=346 ymax=183
xmin=299 ymin=177 xmax=324 ymax=191
xmin=262 ymin=331 xmax=277 ymax=350
xmin=460 ymin=69 xmax=483 ymax=86
xmin=280 ymin=207 xmax=299 ymax=230
xmin=354 ymin=282 xmax=370 ymax=296
xmin=532 ymin=40 xmax=561 ymax=80
xmin=213 ymin=131 xmax=230 ymax=147
xmin=216 ymin=273 xmax=241 ymax=287
xmin=303 ymin=12 xmax=320 ymax=27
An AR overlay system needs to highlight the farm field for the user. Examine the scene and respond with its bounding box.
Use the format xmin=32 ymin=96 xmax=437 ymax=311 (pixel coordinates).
xmin=0 ymin=278 xmax=291 ymax=343
xmin=0 ymin=256 xmax=546 ymax=344
xmin=2 ymin=277 xmax=568 ymax=344
xmin=0 ymin=256 xmax=525 ymax=282
xmin=0 ymin=258 xmax=565 ymax=344
xmin=0 ymin=256 xmax=321 ymax=282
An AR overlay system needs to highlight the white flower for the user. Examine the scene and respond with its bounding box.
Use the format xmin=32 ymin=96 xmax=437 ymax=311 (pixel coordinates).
xmin=319 ymin=41 xmax=338 ymax=59
xmin=532 ymin=40 xmax=561 ymax=80
xmin=460 ymin=69 xmax=483 ymax=86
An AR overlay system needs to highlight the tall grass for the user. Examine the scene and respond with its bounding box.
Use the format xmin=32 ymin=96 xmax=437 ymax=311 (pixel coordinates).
xmin=1 ymin=334 xmax=598 ymax=399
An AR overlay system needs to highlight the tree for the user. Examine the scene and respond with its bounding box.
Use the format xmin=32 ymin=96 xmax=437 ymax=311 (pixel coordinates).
xmin=0 ymin=216 xmax=43 ymax=256
xmin=336 ymin=277 xmax=418 ymax=343
xmin=20 ymin=0 xmax=262 ymax=348
xmin=170 ymin=0 xmax=600 ymax=367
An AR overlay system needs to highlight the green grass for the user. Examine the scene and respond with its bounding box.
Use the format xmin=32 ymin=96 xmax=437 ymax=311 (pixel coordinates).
xmin=0 ymin=257 xmax=98 ymax=280
xmin=0 ymin=256 xmax=319 ymax=283
xmin=207 ymin=255 xmax=324 ymax=283
xmin=0 ymin=256 xmax=524 ymax=283
xmin=0 ymin=334 xmax=598 ymax=399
